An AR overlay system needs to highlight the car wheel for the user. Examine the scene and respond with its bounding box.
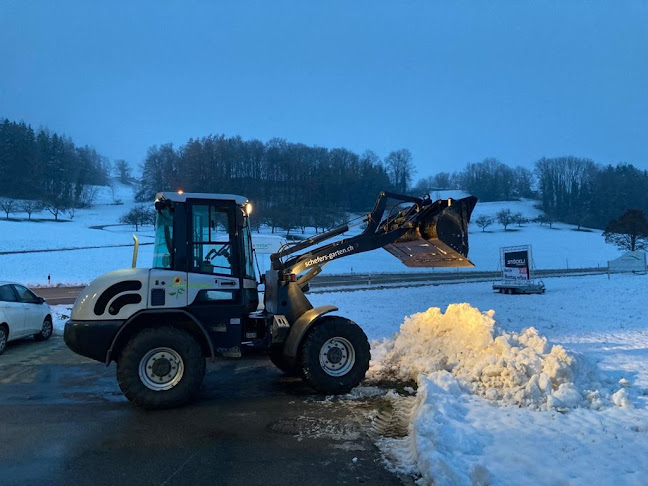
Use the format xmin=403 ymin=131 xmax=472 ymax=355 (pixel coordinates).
xmin=34 ymin=317 xmax=53 ymax=341
xmin=0 ymin=325 xmax=7 ymax=355
xmin=116 ymin=327 xmax=205 ymax=409
xmin=299 ymin=317 xmax=370 ymax=395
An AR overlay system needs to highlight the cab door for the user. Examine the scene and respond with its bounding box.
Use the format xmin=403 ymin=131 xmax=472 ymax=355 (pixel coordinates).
xmin=185 ymin=201 xmax=247 ymax=353
xmin=0 ymin=284 xmax=25 ymax=338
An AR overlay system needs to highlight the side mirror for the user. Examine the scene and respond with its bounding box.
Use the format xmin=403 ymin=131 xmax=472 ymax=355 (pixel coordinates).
xmin=36 ymin=296 xmax=46 ymax=304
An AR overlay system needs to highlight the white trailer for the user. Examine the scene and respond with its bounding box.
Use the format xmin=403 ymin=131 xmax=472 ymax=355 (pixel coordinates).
xmin=492 ymin=245 xmax=545 ymax=295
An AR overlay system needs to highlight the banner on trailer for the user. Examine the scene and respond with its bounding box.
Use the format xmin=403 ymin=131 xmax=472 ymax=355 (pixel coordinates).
xmin=503 ymin=249 xmax=530 ymax=282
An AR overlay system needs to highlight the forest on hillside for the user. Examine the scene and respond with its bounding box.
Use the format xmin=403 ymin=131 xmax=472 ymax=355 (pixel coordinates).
xmin=415 ymin=157 xmax=648 ymax=229
xmin=138 ymin=135 xmax=648 ymax=230
xmin=1 ymin=116 xmax=646 ymax=231
xmin=0 ymin=119 xmax=110 ymax=211
xmin=136 ymin=137 xmax=404 ymax=231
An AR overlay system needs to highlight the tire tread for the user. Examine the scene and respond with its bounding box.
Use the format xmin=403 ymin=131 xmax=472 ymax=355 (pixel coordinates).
xmin=116 ymin=326 xmax=205 ymax=409
xmin=299 ymin=318 xmax=370 ymax=395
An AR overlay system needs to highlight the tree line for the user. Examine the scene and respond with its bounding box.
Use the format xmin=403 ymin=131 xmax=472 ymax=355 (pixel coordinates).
xmin=535 ymin=158 xmax=648 ymax=230
xmin=137 ymin=134 xmax=647 ymax=232
xmin=137 ymin=135 xmax=415 ymax=233
xmin=2 ymin=116 xmax=645 ymax=234
xmin=419 ymin=156 xmax=648 ymax=230
xmin=0 ymin=118 xmax=110 ymax=213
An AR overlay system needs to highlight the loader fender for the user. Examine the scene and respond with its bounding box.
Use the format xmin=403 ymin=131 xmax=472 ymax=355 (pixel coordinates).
xmin=106 ymin=309 xmax=215 ymax=364
xmin=283 ymin=305 xmax=338 ymax=359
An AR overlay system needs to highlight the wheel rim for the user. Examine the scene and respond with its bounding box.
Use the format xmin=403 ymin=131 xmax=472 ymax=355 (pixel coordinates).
xmin=41 ymin=319 xmax=53 ymax=338
xmin=0 ymin=328 xmax=6 ymax=352
xmin=138 ymin=347 xmax=185 ymax=391
xmin=319 ymin=337 xmax=355 ymax=377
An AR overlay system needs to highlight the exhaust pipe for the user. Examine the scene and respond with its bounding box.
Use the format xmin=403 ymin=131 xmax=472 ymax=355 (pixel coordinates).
xmin=132 ymin=234 xmax=139 ymax=268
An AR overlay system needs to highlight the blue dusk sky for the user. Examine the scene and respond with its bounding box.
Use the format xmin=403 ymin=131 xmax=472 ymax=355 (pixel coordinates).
xmin=1 ymin=0 xmax=647 ymax=179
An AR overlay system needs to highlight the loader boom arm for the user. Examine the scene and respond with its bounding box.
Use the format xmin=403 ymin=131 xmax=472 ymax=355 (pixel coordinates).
xmin=270 ymin=192 xmax=478 ymax=288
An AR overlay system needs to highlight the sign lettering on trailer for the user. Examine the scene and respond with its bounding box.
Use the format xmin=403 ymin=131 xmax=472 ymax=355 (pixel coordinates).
xmin=503 ymin=249 xmax=530 ymax=282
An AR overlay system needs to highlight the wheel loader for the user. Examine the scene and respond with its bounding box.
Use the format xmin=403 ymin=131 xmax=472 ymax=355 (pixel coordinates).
xmin=64 ymin=191 xmax=477 ymax=409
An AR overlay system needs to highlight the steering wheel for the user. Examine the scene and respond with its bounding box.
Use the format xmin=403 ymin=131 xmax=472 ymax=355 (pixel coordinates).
xmin=214 ymin=245 xmax=230 ymax=258
xmin=205 ymin=245 xmax=230 ymax=261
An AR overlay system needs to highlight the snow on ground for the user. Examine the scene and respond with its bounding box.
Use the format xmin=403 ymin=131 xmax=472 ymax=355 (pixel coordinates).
xmin=412 ymin=373 xmax=646 ymax=486
xmin=5 ymin=187 xmax=647 ymax=484
xmin=0 ymin=182 xmax=149 ymax=252
xmin=308 ymin=273 xmax=648 ymax=485
xmin=255 ymin=195 xmax=619 ymax=275
xmin=0 ymin=189 xmax=625 ymax=286
xmin=45 ymin=266 xmax=648 ymax=484
xmin=0 ymin=183 xmax=155 ymax=285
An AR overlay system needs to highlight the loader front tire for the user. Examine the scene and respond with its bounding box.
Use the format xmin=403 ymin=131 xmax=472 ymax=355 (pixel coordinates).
xmin=269 ymin=347 xmax=299 ymax=376
xmin=117 ymin=327 xmax=205 ymax=409
xmin=299 ymin=318 xmax=370 ymax=395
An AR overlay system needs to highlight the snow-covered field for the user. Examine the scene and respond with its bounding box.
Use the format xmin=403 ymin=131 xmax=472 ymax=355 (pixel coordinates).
xmin=0 ymin=186 xmax=624 ymax=286
xmin=47 ymin=272 xmax=648 ymax=485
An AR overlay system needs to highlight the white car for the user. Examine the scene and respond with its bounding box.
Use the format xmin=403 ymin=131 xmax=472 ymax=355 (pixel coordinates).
xmin=0 ymin=282 xmax=53 ymax=355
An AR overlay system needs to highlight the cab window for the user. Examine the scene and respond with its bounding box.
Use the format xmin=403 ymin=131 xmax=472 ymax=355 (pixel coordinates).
xmin=241 ymin=223 xmax=256 ymax=280
xmin=153 ymin=207 xmax=174 ymax=269
xmin=191 ymin=204 xmax=234 ymax=276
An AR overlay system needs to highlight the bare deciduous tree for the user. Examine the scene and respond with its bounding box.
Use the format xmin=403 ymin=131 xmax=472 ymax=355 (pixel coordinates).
xmin=120 ymin=206 xmax=155 ymax=231
xmin=474 ymin=215 xmax=494 ymax=232
xmin=385 ymin=148 xmax=415 ymax=193
xmin=0 ymin=198 xmax=17 ymax=220
xmin=512 ymin=212 xmax=526 ymax=227
xmin=496 ymin=209 xmax=514 ymax=230
xmin=20 ymin=200 xmax=43 ymax=220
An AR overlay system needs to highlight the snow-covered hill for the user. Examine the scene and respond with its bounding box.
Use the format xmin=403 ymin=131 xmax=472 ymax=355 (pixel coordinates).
xmin=0 ymin=188 xmax=629 ymax=285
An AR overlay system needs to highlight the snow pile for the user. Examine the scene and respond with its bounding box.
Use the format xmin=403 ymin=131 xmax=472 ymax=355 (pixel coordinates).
xmin=409 ymin=372 xmax=648 ymax=486
xmin=369 ymin=303 xmax=621 ymax=410
xmin=51 ymin=305 xmax=72 ymax=333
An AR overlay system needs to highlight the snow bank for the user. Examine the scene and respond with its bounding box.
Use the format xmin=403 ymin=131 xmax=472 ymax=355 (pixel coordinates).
xmin=409 ymin=372 xmax=648 ymax=486
xmin=369 ymin=304 xmax=621 ymax=410
xmin=51 ymin=305 xmax=72 ymax=333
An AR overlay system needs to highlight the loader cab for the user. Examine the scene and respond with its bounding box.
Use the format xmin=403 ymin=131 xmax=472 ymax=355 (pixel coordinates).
xmin=153 ymin=192 xmax=258 ymax=312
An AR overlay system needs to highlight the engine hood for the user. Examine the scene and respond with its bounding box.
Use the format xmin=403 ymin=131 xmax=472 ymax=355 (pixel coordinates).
xmin=71 ymin=268 xmax=150 ymax=320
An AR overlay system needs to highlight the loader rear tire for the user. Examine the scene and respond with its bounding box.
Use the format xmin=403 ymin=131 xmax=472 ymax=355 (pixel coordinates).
xmin=117 ymin=327 xmax=205 ymax=409
xmin=299 ymin=317 xmax=370 ymax=395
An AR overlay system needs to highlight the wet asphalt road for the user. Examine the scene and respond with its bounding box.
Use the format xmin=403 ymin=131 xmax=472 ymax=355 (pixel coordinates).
xmin=0 ymin=336 xmax=408 ymax=486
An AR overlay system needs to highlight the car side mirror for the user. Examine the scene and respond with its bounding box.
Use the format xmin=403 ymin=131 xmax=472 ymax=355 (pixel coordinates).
xmin=36 ymin=296 xmax=45 ymax=304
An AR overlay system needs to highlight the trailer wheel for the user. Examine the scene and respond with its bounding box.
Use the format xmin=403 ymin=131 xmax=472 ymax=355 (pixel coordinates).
xmin=299 ymin=318 xmax=370 ymax=395
xmin=116 ymin=327 xmax=205 ymax=409
xmin=269 ymin=347 xmax=299 ymax=376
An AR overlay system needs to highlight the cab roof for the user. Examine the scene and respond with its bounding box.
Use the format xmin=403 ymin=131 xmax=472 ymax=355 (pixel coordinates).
xmin=156 ymin=192 xmax=248 ymax=205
